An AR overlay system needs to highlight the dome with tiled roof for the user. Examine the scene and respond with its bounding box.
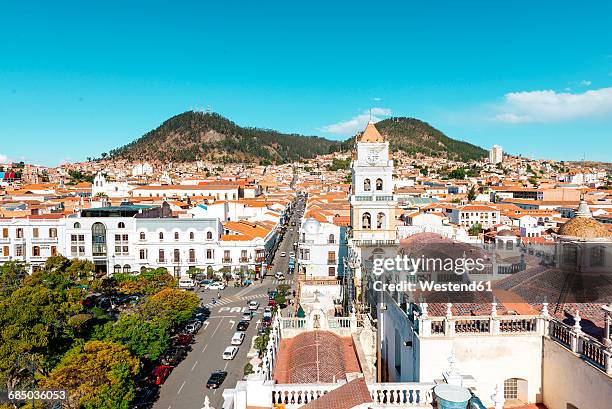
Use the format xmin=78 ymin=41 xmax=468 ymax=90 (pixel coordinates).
xmin=558 ymin=199 xmax=611 ymax=240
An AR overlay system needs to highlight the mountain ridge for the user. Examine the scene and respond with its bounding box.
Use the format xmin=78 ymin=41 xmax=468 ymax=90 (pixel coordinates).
xmin=106 ymin=111 xmax=486 ymax=164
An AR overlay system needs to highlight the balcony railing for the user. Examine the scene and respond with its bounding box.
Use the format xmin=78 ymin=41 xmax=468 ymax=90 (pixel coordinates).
xmin=222 ymin=258 xmax=232 ymax=263
xmin=0 ymin=237 xmax=10 ymax=243
xmin=156 ymin=258 xmax=166 ymax=263
xmin=327 ymin=259 xmax=337 ymax=265
xmin=368 ymin=382 xmax=435 ymax=407
xmin=31 ymin=237 xmax=59 ymax=243
xmin=240 ymin=257 xmax=250 ymax=262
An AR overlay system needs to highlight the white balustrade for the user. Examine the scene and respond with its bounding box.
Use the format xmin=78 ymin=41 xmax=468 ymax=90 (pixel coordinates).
xmin=368 ymin=383 xmax=435 ymax=407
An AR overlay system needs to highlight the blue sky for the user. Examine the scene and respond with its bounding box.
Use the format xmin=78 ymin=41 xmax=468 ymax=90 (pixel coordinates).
xmin=1 ymin=0 xmax=611 ymax=166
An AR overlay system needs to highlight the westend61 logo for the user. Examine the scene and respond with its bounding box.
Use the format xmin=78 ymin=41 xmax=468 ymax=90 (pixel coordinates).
xmin=370 ymin=255 xmax=492 ymax=293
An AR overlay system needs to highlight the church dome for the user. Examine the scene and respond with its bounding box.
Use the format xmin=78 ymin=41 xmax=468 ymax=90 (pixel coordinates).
xmin=558 ymin=199 xmax=611 ymax=239
xmin=558 ymin=217 xmax=610 ymax=239
xmin=302 ymin=217 xmax=321 ymax=234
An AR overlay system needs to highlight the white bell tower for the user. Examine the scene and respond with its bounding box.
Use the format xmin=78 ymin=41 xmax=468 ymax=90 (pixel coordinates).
xmin=350 ymin=121 xmax=397 ymax=242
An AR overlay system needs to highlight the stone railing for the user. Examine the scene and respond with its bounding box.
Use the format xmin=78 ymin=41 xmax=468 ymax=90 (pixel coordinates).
xmin=271 ymin=384 xmax=338 ymax=408
xmin=367 ymin=382 xmax=435 ymax=407
xmin=420 ymin=313 xmax=543 ymax=337
xmin=549 ymin=319 xmax=612 ymax=375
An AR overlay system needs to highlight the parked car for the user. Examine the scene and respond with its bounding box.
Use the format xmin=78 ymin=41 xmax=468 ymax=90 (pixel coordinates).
xmin=206 ymin=370 xmax=228 ymax=389
xmin=178 ymin=278 xmax=196 ymax=290
xmin=174 ymin=333 xmax=194 ymax=346
xmin=206 ymin=281 xmax=226 ymax=290
xmin=280 ymin=252 xmax=286 ymax=257
xmin=199 ymin=279 xmax=213 ymax=286
xmin=161 ymin=347 xmax=189 ymax=366
xmin=241 ymin=312 xmax=252 ymax=321
xmin=149 ymin=365 xmax=173 ymax=385
xmin=248 ymin=300 xmax=259 ymax=311
xmin=185 ymin=321 xmax=203 ymax=334
xmin=237 ymin=320 xmax=249 ymax=331
xmin=222 ymin=346 xmax=239 ymax=360
xmin=268 ymin=290 xmax=278 ymax=300
xmin=231 ymin=331 xmax=246 ymax=345
xmin=268 ymin=299 xmax=277 ymax=308
xmin=132 ymin=385 xmax=159 ymax=408
xmin=263 ymin=307 xmax=273 ymax=319
xmin=274 ymin=272 xmax=285 ymax=280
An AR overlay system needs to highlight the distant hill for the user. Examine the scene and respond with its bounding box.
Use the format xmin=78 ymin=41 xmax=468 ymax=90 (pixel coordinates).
xmin=107 ymin=111 xmax=341 ymax=164
xmin=340 ymin=117 xmax=487 ymax=162
xmin=106 ymin=112 xmax=486 ymax=164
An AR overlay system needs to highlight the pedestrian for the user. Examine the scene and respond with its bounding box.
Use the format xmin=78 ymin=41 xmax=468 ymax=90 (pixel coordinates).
xmin=217 ymin=291 xmax=221 ymax=299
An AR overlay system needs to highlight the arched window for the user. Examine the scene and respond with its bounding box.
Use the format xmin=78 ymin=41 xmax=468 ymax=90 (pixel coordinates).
xmin=139 ymin=232 xmax=146 ymax=240
xmin=364 ymin=178 xmax=371 ymax=191
xmin=159 ymin=231 xmax=164 ymax=240
xmin=74 ymin=222 xmax=81 ymax=229
xmin=376 ymin=178 xmax=383 ymax=191
xmin=189 ymin=249 xmax=196 ymax=262
xmin=91 ymin=222 xmax=107 ymax=256
xmin=328 ymin=234 xmax=335 ymax=244
xmin=32 ymin=246 xmax=41 ymax=256
xmin=118 ymin=222 xmax=125 ymax=229
xmin=173 ymin=249 xmax=180 ymax=262
xmin=377 ymin=212 xmax=386 ymax=229
xmin=113 ymin=264 xmax=121 ymax=273
xmin=362 ymin=212 xmax=371 ymax=229
xmin=123 ymin=264 xmax=131 ymax=273
xmin=189 ymin=231 xmax=195 ymax=240
xmin=206 ymin=231 xmax=213 ymax=240
xmin=174 ymin=232 xmax=179 ymax=240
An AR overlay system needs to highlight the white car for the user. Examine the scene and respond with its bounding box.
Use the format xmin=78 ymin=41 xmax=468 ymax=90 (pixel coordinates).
xmin=280 ymin=252 xmax=286 ymax=257
xmin=207 ymin=281 xmax=226 ymax=290
xmin=241 ymin=312 xmax=252 ymax=321
xmin=178 ymin=278 xmax=196 ymax=290
xmin=289 ymin=252 xmax=295 ymax=258
xmin=248 ymin=300 xmax=259 ymax=311
xmin=231 ymin=332 xmax=245 ymax=345
xmin=222 ymin=346 xmax=239 ymax=360
xmin=274 ymin=272 xmax=285 ymax=280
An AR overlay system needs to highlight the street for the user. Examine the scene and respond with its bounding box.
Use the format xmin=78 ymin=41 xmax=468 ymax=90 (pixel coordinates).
xmin=152 ymin=196 xmax=305 ymax=409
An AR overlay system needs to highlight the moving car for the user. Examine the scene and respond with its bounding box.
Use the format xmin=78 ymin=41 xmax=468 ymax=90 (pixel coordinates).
xmin=222 ymin=346 xmax=239 ymax=360
xmin=241 ymin=312 xmax=252 ymax=321
xmin=263 ymin=306 xmax=273 ymax=319
xmin=280 ymin=252 xmax=286 ymax=257
xmin=237 ymin=320 xmax=249 ymax=331
xmin=268 ymin=299 xmax=277 ymax=308
xmin=206 ymin=371 xmax=228 ymax=389
xmin=231 ymin=331 xmax=246 ymax=345
xmin=178 ymin=278 xmax=196 ymax=290
xmin=248 ymin=300 xmax=259 ymax=311
xmin=274 ymin=272 xmax=285 ymax=280
xmin=150 ymin=365 xmax=173 ymax=385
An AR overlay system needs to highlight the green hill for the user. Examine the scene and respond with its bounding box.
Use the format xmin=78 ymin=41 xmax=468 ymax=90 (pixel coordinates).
xmin=107 ymin=111 xmax=341 ymax=164
xmin=340 ymin=117 xmax=487 ymax=162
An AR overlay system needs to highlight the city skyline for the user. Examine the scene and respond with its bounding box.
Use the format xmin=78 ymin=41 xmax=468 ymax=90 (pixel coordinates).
xmin=1 ymin=1 xmax=612 ymax=165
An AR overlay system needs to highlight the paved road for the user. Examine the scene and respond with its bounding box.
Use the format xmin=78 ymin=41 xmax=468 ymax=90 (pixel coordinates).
xmin=153 ymin=197 xmax=305 ymax=409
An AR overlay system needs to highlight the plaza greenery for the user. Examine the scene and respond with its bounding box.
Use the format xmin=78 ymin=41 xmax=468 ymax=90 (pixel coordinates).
xmin=0 ymin=257 xmax=199 ymax=408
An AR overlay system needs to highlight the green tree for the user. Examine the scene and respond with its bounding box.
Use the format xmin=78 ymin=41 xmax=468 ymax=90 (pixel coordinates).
xmin=141 ymin=288 xmax=199 ymax=326
xmin=41 ymin=340 xmax=138 ymax=409
xmin=467 ymin=185 xmax=478 ymax=202
xmin=468 ymin=223 xmax=482 ymax=236
xmin=94 ymin=313 xmax=170 ymax=361
xmin=0 ymin=261 xmax=28 ymax=297
xmin=448 ymin=168 xmax=466 ymax=180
